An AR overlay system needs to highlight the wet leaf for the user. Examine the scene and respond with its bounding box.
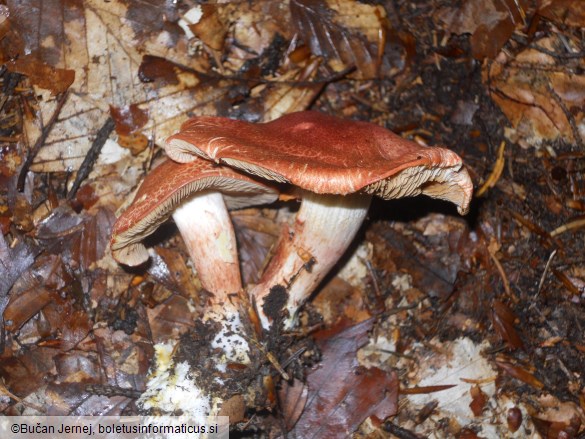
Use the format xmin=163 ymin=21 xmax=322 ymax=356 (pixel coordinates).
xmin=7 ymin=56 xmax=74 ymax=95
xmin=290 ymin=318 xmax=398 ymax=437
xmin=491 ymin=300 xmax=523 ymax=350
xmin=277 ymin=378 xmax=308 ymax=431
xmin=469 ymin=384 xmax=487 ymax=416
xmin=436 ymin=0 xmax=528 ymax=59
xmin=495 ymin=358 xmax=544 ymax=390
xmin=290 ymin=0 xmax=387 ymax=78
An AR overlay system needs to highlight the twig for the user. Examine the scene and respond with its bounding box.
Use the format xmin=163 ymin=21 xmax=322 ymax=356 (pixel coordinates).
xmin=536 ymin=249 xmax=557 ymax=296
xmin=476 ymin=140 xmax=505 ymax=197
xmin=382 ymin=421 xmax=424 ymax=439
xmin=488 ymin=248 xmax=517 ymax=302
xmin=67 ymin=117 xmax=115 ymax=200
xmin=17 ymin=91 xmax=69 ymax=192
xmin=550 ymin=216 xmax=585 ymax=237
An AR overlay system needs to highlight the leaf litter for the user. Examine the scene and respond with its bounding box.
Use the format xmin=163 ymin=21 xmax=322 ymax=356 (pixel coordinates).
xmin=1 ymin=0 xmax=585 ymax=437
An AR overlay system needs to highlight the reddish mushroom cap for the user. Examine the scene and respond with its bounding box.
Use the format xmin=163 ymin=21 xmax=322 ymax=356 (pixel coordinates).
xmin=165 ymin=111 xmax=473 ymax=214
xmin=110 ymin=159 xmax=278 ymax=266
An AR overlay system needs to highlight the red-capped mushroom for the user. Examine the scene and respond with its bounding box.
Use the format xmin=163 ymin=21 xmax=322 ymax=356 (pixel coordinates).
xmin=111 ymin=158 xmax=281 ymax=416
xmin=111 ymin=159 xmax=277 ymax=286
xmin=165 ymin=111 xmax=473 ymax=328
xmin=110 ymin=158 xmax=278 ymax=359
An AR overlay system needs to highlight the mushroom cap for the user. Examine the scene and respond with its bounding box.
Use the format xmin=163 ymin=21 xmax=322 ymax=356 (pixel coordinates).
xmin=165 ymin=111 xmax=473 ymax=214
xmin=110 ymin=159 xmax=279 ymax=266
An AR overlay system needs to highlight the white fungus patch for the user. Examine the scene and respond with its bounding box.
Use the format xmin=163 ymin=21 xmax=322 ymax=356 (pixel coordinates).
xmin=208 ymin=308 xmax=251 ymax=368
xmin=406 ymin=337 xmax=498 ymax=437
xmin=138 ymin=343 xmax=211 ymax=421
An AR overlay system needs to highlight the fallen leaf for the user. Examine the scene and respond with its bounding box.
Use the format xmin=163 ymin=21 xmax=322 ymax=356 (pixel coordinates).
xmin=469 ymin=384 xmax=488 ymax=416
xmin=436 ymin=0 xmax=528 ymax=59
xmin=495 ymin=357 xmax=544 ymax=390
xmin=290 ymin=0 xmax=388 ymax=78
xmin=278 ymin=378 xmax=308 ymax=431
xmin=491 ymin=300 xmax=523 ymax=350
xmin=290 ymin=318 xmax=398 ymax=437
xmin=7 ymin=55 xmax=75 ymax=95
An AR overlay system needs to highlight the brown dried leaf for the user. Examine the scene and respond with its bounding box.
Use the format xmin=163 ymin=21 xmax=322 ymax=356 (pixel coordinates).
xmin=0 ymin=233 xmax=39 ymax=300
xmin=290 ymin=0 xmax=387 ymax=78
xmin=291 ymin=319 xmax=398 ymax=437
xmin=6 ymin=0 xmax=227 ymax=174
xmin=93 ymin=326 xmax=151 ymax=389
xmin=189 ymin=4 xmax=228 ymax=51
xmin=232 ymin=208 xmax=281 ymax=286
xmin=45 ymin=382 xmax=134 ymax=416
xmin=484 ymin=43 xmax=585 ymax=146
xmin=0 ymin=347 xmax=56 ymax=397
xmin=495 ymin=358 xmax=544 ymax=389
xmin=110 ymin=104 xmax=149 ymax=136
xmin=367 ymin=215 xmax=469 ymax=301
xmin=436 ymin=0 xmax=528 ymax=59
xmin=0 ymin=5 xmax=9 ymax=41
xmin=469 ymin=384 xmax=488 ymax=417
xmin=400 ymin=385 xmax=457 ymax=395
xmin=147 ymin=295 xmax=198 ymax=344
xmin=3 ymin=288 xmax=53 ymax=332
xmin=7 ymin=55 xmax=75 ymax=95
xmin=278 ymin=378 xmax=308 ymax=431
xmin=147 ymin=247 xmax=200 ymax=301
xmin=312 ymin=277 xmax=371 ymax=326
xmin=491 ymin=300 xmax=524 ymax=349
xmin=538 ymin=0 xmax=585 ymax=27
xmin=35 ymin=205 xmax=115 ymax=271
xmin=54 ymin=351 xmax=101 ymax=383
xmin=137 ymin=55 xmax=181 ymax=86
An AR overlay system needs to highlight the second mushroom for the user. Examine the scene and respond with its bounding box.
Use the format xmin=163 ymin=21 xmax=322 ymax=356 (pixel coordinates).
xmin=110 ymin=158 xmax=278 ymax=416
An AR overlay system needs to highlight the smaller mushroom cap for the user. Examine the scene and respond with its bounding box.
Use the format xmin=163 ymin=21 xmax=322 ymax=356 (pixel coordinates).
xmin=110 ymin=159 xmax=279 ymax=266
xmin=165 ymin=111 xmax=473 ymax=214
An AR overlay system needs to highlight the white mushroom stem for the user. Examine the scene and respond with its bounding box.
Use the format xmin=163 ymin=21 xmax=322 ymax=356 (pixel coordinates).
xmin=172 ymin=191 xmax=250 ymax=364
xmin=139 ymin=192 xmax=251 ymax=418
xmin=172 ymin=191 xmax=241 ymax=299
xmin=250 ymin=190 xmax=372 ymax=329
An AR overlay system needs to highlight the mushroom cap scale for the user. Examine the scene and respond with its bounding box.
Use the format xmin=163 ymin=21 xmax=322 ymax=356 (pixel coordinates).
xmin=165 ymin=111 xmax=473 ymax=214
xmin=110 ymin=159 xmax=278 ymax=266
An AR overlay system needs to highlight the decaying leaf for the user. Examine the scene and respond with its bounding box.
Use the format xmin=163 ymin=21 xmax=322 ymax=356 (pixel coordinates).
xmin=483 ymin=33 xmax=585 ymax=147
xmin=290 ymin=0 xmax=388 ymax=78
xmin=491 ymin=300 xmax=523 ymax=350
xmin=436 ymin=0 xmax=528 ymax=59
xmin=495 ymin=357 xmax=544 ymax=390
xmin=469 ymin=384 xmax=488 ymax=417
xmin=290 ymin=319 xmax=398 ymax=436
xmin=278 ymin=378 xmax=309 ymax=431
xmin=7 ymin=56 xmax=74 ymax=95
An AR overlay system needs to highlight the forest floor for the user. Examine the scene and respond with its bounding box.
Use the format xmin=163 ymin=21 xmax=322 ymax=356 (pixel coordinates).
xmin=1 ymin=0 xmax=584 ymax=438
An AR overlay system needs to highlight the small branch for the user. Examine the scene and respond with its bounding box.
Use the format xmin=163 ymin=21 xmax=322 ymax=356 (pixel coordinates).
xmin=17 ymin=91 xmax=69 ymax=192
xmin=67 ymin=117 xmax=115 ymax=200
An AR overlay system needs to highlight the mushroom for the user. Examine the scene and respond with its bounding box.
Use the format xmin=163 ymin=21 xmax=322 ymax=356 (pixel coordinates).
xmin=110 ymin=158 xmax=278 ymax=360
xmin=110 ymin=158 xmax=280 ymax=416
xmin=164 ymin=111 xmax=473 ymax=329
